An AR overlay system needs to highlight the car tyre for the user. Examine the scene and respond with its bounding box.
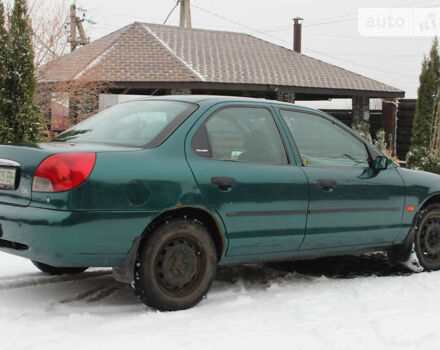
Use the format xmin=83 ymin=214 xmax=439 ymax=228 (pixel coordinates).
xmin=389 ymin=204 xmax=440 ymax=272
xmin=413 ymin=204 xmax=440 ymax=271
xmin=32 ymin=261 xmax=88 ymax=275
xmin=132 ymin=218 xmax=217 ymax=311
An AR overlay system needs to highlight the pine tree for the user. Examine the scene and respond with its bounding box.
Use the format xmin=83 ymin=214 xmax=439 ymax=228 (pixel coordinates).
xmin=407 ymin=38 xmax=440 ymax=170
xmin=0 ymin=1 xmax=7 ymax=132
xmin=0 ymin=0 xmax=42 ymax=144
xmin=0 ymin=2 xmax=6 ymax=75
xmin=412 ymin=39 xmax=440 ymax=148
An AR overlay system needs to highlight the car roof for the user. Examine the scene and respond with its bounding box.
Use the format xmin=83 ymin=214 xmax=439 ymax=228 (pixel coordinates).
xmin=119 ymin=95 xmax=333 ymax=118
xmin=121 ymin=95 xmax=298 ymax=107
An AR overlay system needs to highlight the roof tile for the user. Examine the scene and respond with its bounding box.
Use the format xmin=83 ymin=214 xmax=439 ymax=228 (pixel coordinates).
xmin=37 ymin=22 xmax=403 ymax=95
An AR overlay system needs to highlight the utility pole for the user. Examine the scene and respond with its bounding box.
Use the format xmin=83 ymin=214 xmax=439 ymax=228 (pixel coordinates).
xmin=68 ymin=2 xmax=89 ymax=52
xmin=179 ymin=0 xmax=192 ymax=28
xmin=69 ymin=4 xmax=77 ymax=51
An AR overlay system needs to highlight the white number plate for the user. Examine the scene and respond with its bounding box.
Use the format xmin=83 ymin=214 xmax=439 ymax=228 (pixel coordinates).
xmin=0 ymin=167 xmax=16 ymax=189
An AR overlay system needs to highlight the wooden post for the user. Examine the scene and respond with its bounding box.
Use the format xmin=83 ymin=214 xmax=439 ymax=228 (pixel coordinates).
xmin=381 ymin=99 xmax=398 ymax=155
xmin=68 ymin=2 xmax=89 ymax=51
xmin=77 ymin=18 xmax=88 ymax=45
xmin=69 ymin=4 xmax=77 ymax=51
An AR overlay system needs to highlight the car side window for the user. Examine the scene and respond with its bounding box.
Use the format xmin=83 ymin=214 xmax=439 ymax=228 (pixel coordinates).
xmin=280 ymin=109 xmax=370 ymax=167
xmin=192 ymin=107 xmax=288 ymax=165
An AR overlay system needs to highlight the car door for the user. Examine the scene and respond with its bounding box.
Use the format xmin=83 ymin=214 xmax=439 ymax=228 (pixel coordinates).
xmin=185 ymin=103 xmax=309 ymax=256
xmin=278 ymin=108 xmax=406 ymax=250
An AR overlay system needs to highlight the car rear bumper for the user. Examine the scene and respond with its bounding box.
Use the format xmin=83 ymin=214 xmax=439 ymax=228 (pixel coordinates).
xmin=0 ymin=203 xmax=160 ymax=267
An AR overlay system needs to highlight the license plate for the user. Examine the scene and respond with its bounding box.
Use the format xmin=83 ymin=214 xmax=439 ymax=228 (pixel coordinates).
xmin=0 ymin=167 xmax=16 ymax=189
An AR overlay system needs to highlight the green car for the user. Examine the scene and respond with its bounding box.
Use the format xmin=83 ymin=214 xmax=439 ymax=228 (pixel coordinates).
xmin=0 ymin=95 xmax=439 ymax=310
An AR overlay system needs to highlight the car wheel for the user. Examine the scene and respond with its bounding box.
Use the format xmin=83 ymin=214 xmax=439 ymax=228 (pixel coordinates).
xmin=414 ymin=204 xmax=440 ymax=271
xmin=132 ymin=218 xmax=217 ymax=311
xmin=32 ymin=261 xmax=88 ymax=275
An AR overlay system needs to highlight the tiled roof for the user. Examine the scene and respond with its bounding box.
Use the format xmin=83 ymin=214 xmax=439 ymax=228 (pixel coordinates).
xmin=37 ymin=22 xmax=404 ymax=96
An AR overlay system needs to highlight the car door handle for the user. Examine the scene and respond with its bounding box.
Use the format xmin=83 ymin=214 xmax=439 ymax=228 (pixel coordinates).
xmin=316 ymin=179 xmax=337 ymax=191
xmin=211 ymin=177 xmax=236 ymax=190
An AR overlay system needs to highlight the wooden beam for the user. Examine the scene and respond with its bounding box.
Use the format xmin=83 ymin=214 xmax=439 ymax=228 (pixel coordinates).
xmin=37 ymin=80 xmax=405 ymax=99
xmin=109 ymin=81 xmax=405 ymax=98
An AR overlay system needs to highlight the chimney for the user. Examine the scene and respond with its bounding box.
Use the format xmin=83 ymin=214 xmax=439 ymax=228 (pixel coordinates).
xmin=293 ymin=17 xmax=303 ymax=53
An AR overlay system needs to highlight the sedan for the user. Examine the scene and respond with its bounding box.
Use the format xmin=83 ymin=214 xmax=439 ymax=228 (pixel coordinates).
xmin=0 ymin=96 xmax=437 ymax=311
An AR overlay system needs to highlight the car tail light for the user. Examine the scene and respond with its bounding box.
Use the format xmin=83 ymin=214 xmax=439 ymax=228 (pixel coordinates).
xmin=32 ymin=153 xmax=96 ymax=193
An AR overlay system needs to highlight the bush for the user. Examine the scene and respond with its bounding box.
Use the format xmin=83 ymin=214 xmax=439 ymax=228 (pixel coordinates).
xmin=373 ymin=129 xmax=388 ymax=154
xmin=406 ymin=146 xmax=440 ymax=173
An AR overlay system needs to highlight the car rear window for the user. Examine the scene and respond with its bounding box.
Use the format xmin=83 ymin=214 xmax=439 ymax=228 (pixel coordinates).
xmin=52 ymin=100 xmax=198 ymax=147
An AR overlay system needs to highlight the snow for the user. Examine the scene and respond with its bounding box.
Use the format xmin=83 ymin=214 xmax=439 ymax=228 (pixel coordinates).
xmin=74 ymin=43 xmax=116 ymax=80
xmin=0 ymin=252 xmax=439 ymax=349
xmin=143 ymin=24 xmax=207 ymax=82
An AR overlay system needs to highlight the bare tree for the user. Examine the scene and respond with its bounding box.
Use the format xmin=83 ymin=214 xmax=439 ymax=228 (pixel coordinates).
xmin=3 ymin=0 xmax=69 ymax=68
xmin=36 ymin=73 xmax=111 ymax=134
xmin=12 ymin=0 xmax=113 ymax=136
xmin=29 ymin=0 xmax=70 ymax=69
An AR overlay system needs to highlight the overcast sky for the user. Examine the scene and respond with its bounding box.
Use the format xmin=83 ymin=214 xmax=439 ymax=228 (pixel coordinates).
xmin=73 ymin=0 xmax=440 ymax=99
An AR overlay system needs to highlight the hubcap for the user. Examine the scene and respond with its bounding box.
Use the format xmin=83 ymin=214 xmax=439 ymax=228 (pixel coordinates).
xmin=155 ymin=238 xmax=202 ymax=293
xmin=419 ymin=217 xmax=440 ymax=262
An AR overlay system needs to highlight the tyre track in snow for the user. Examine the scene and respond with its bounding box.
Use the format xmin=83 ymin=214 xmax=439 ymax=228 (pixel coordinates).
xmin=0 ymin=253 xmax=412 ymax=310
xmin=59 ymin=284 xmax=122 ymax=304
xmin=0 ymin=270 xmax=111 ymax=291
xmin=0 ymin=253 xmax=406 ymax=291
xmin=0 ymin=272 xmax=44 ymax=282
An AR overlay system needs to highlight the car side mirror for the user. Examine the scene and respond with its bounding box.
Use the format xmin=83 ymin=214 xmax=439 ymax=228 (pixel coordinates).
xmin=373 ymin=156 xmax=392 ymax=171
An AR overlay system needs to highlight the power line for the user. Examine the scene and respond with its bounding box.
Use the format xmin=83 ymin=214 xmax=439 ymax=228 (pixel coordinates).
xmin=303 ymin=47 xmax=418 ymax=79
xmin=260 ymin=0 xmax=440 ymax=32
xmin=305 ymin=0 xmax=440 ymax=27
xmin=310 ymin=0 xmax=440 ymax=23
xmin=91 ymin=8 xmax=245 ymax=30
xmin=191 ymin=3 xmax=271 ymax=36
xmin=190 ymin=3 xmax=418 ymax=80
xmin=92 ymin=9 xmax=165 ymax=22
xmin=302 ymin=33 xmax=422 ymax=40
xmin=164 ymin=0 xmax=180 ymax=24
xmin=89 ymin=2 xmax=420 ymax=81
xmin=313 ymin=51 xmax=422 ymax=57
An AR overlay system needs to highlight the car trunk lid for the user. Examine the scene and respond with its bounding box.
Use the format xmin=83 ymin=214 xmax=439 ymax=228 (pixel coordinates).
xmin=0 ymin=145 xmax=49 ymax=206
xmin=0 ymin=142 xmax=141 ymax=206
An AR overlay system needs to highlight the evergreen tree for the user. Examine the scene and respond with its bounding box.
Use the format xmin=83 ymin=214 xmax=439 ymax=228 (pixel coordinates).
xmin=0 ymin=2 xmax=7 ymax=132
xmin=0 ymin=2 xmax=6 ymax=75
xmin=412 ymin=39 xmax=440 ymax=148
xmin=407 ymin=38 xmax=440 ymax=170
xmin=0 ymin=0 xmax=41 ymax=144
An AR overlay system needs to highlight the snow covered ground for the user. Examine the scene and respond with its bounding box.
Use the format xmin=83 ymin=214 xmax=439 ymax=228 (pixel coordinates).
xmin=0 ymin=252 xmax=439 ymax=350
